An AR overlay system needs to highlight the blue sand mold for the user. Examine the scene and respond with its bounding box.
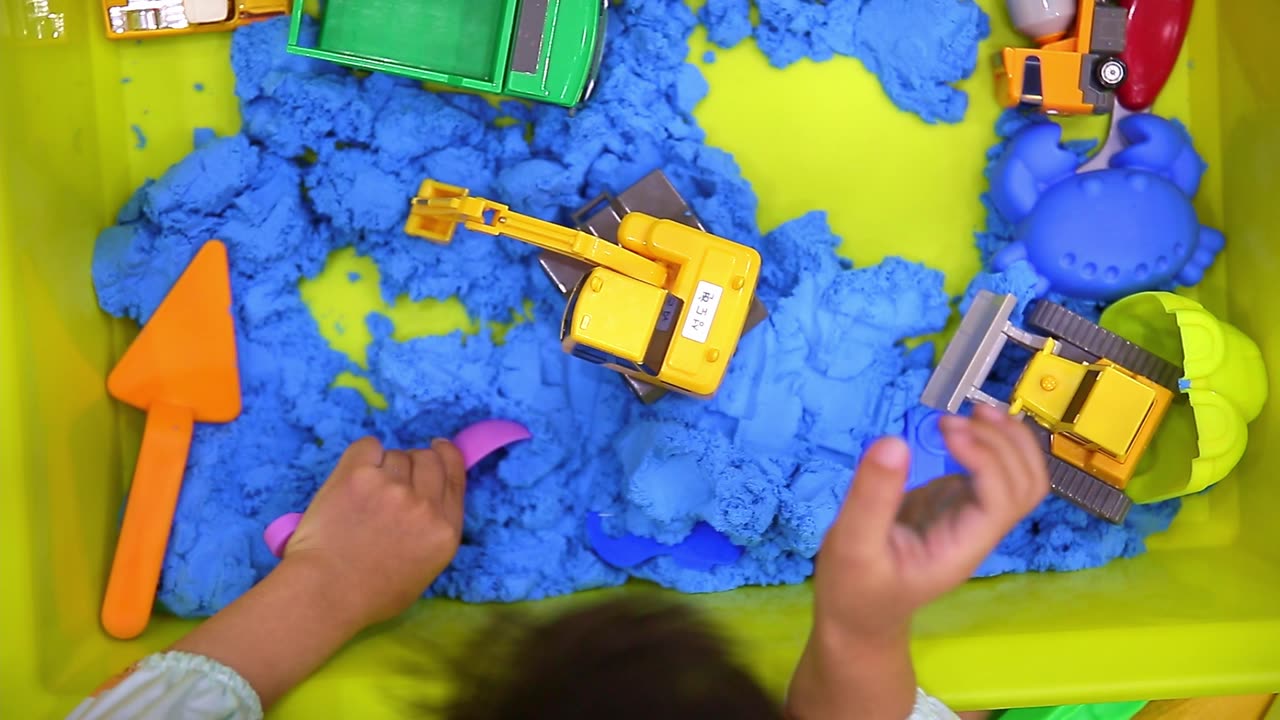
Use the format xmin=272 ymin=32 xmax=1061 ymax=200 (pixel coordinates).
xmin=91 ymin=3 xmax=1171 ymax=616
xmin=195 ymin=82 xmax=205 ymax=92
xmin=702 ymin=50 xmax=716 ymax=64
xmin=347 ymin=271 xmax=360 ymax=283
xmin=985 ymin=114 xmax=1221 ymax=302
xmin=130 ymin=124 xmax=147 ymax=149
xmin=904 ymin=407 xmax=963 ymax=493
xmin=698 ymin=0 xmax=991 ymax=123
xmin=587 ymin=512 xmax=743 ymax=572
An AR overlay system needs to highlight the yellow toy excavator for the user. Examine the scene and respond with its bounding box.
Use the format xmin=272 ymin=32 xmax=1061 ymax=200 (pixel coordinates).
xmin=405 ymin=179 xmax=763 ymax=399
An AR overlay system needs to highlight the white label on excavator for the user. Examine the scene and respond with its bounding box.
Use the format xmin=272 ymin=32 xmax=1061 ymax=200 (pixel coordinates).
xmin=681 ymin=281 xmax=722 ymax=344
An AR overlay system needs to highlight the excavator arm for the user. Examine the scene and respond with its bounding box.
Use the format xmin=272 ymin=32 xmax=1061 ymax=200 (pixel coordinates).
xmin=405 ymin=180 xmax=670 ymax=289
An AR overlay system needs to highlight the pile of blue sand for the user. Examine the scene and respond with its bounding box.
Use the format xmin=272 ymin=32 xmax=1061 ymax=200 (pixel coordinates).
xmin=92 ymin=1 xmax=1172 ymax=616
xmin=698 ymin=0 xmax=991 ymax=123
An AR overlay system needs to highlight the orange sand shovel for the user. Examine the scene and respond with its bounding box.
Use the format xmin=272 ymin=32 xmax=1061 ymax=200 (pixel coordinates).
xmin=101 ymin=240 xmax=241 ymax=639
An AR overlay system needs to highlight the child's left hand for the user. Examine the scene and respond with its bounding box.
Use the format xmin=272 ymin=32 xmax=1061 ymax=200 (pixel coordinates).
xmin=157 ymin=437 xmax=468 ymax=710
xmin=282 ymin=436 xmax=468 ymax=628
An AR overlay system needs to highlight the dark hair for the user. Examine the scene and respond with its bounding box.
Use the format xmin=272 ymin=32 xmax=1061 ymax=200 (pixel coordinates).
xmin=430 ymin=594 xmax=784 ymax=720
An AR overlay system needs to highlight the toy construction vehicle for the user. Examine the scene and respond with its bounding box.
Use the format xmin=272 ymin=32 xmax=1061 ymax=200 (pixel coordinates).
xmin=287 ymin=0 xmax=607 ymax=108
xmin=405 ymin=174 xmax=763 ymax=400
xmin=102 ymin=0 xmax=287 ymax=38
xmin=922 ymin=290 xmax=1183 ymax=524
xmin=540 ymin=170 xmax=769 ymax=403
xmin=997 ymin=0 xmax=1129 ymax=115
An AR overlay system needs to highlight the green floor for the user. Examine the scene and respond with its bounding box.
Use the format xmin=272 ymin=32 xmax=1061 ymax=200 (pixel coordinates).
xmin=318 ymin=0 xmax=508 ymax=80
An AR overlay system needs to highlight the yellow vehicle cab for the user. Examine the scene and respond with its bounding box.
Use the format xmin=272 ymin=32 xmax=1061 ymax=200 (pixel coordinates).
xmin=1010 ymin=339 xmax=1174 ymax=489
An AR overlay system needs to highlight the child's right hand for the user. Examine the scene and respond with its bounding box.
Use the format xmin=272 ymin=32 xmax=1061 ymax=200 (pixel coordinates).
xmin=787 ymin=405 xmax=1050 ymax=720
xmin=813 ymin=404 xmax=1050 ymax=641
xmin=279 ymin=436 xmax=468 ymax=630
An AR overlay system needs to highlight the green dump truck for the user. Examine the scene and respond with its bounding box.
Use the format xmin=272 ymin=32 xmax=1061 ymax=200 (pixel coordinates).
xmin=287 ymin=0 xmax=608 ymax=108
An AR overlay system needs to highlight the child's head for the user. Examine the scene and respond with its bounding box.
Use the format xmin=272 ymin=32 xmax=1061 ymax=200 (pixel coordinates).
xmin=440 ymin=595 xmax=783 ymax=719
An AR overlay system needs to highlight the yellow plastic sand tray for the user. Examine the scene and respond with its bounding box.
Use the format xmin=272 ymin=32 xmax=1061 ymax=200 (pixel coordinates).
xmin=2 ymin=1 xmax=1278 ymax=717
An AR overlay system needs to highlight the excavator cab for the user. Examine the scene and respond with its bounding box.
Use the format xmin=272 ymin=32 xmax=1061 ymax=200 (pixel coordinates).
xmin=406 ymin=179 xmax=761 ymax=399
xmin=560 ymin=267 xmax=675 ymax=377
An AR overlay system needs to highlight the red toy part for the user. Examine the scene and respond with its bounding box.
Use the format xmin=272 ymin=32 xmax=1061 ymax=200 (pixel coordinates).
xmin=1117 ymin=0 xmax=1195 ymax=110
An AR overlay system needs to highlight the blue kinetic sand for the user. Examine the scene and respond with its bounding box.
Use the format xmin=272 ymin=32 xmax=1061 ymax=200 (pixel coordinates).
xmin=698 ymin=0 xmax=991 ymax=123
xmin=92 ymin=3 xmax=1175 ymax=616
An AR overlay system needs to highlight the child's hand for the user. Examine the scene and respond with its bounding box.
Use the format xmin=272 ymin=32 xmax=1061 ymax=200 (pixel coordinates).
xmin=280 ymin=436 xmax=467 ymax=629
xmin=815 ymin=404 xmax=1049 ymax=641
xmin=787 ymin=405 xmax=1049 ymax=720
xmin=165 ymin=437 xmax=467 ymax=708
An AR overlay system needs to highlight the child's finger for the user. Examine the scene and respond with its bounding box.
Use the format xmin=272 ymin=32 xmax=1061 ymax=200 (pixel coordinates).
xmin=434 ymin=439 xmax=467 ymax=508
xmin=964 ymin=418 xmax=1048 ymax=546
xmin=409 ymin=446 xmax=447 ymax=501
xmin=970 ymin=407 xmax=1049 ymax=514
xmin=905 ymin=432 xmax=1001 ymax=573
xmin=969 ymin=407 xmax=1035 ymax=498
xmin=938 ymin=419 xmax=995 ymax=507
xmin=999 ymin=417 xmax=1051 ymax=512
xmin=830 ymin=436 xmax=911 ymax=550
xmin=380 ymin=450 xmax=413 ymax=483
xmin=306 ymin=437 xmax=386 ymax=514
xmin=940 ymin=418 xmax=1018 ymax=527
xmin=931 ymin=426 xmax=1024 ymax=574
xmin=336 ymin=436 xmax=385 ymax=475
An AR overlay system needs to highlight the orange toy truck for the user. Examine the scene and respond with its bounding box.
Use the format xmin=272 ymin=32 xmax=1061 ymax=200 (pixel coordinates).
xmin=996 ymin=0 xmax=1129 ymax=115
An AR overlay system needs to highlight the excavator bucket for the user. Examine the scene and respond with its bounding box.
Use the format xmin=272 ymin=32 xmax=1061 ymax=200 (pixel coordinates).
xmin=405 ymin=179 xmax=470 ymax=243
xmin=107 ymin=240 xmax=241 ymax=420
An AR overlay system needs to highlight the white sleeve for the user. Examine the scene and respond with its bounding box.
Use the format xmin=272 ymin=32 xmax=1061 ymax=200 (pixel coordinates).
xmin=67 ymin=651 xmax=263 ymax=720
xmin=909 ymin=687 xmax=962 ymax=720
